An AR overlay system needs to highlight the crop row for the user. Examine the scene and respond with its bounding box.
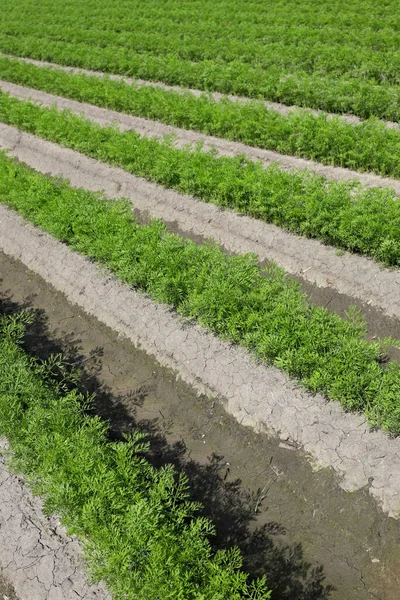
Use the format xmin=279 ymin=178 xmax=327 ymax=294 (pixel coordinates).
xmin=4 ymin=56 xmax=400 ymax=179
xmin=1 ymin=91 xmax=400 ymax=266
xmin=1 ymin=152 xmax=400 ymax=433
xmin=1 ymin=34 xmax=400 ymax=122
xmin=2 ymin=0 xmax=400 ymax=49
xmin=2 ymin=21 xmax=400 ymax=84
xmin=0 ymin=311 xmax=271 ymax=599
xmin=4 ymin=17 xmax=400 ymax=53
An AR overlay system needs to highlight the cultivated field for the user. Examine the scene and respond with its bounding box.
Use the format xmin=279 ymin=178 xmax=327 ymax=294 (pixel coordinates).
xmin=0 ymin=1 xmax=400 ymax=599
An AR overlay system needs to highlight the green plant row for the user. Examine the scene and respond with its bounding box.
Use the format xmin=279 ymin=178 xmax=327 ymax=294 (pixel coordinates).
xmin=0 ymin=311 xmax=271 ymax=599
xmin=1 ymin=0 xmax=396 ymax=25
xmin=1 ymin=32 xmax=400 ymax=121
xmin=4 ymin=55 xmax=400 ymax=179
xmin=0 ymin=0 xmax=388 ymax=28
xmin=1 ymin=152 xmax=400 ymax=434
xmin=1 ymin=91 xmax=400 ymax=266
xmin=3 ymin=0 xmax=400 ymax=53
xmin=4 ymin=16 xmax=400 ymax=53
xmin=2 ymin=20 xmax=400 ymax=85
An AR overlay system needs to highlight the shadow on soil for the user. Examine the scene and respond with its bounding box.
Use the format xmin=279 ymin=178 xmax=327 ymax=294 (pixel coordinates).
xmin=0 ymin=293 xmax=334 ymax=600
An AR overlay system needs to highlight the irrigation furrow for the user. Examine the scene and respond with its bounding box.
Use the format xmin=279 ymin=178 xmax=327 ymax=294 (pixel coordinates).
xmin=1 ymin=203 xmax=400 ymax=519
xmin=5 ymin=53 xmax=400 ymax=132
xmin=1 ymin=122 xmax=399 ymax=322
xmin=2 ymin=79 xmax=400 ymax=195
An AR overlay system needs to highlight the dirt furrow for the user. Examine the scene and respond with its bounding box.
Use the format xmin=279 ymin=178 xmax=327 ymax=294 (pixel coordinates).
xmin=1 ymin=203 xmax=400 ymax=522
xmin=1 ymin=123 xmax=399 ymax=324
xmin=4 ymin=53 xmax=400 ymax=132
xmin=1 ymin=79 xmax=400 ymax=195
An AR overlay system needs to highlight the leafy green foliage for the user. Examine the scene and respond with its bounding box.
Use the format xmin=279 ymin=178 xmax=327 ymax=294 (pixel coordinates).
xmin=1 ymin=154 xmax=400 ymax=433
xmin=1 ymin=0 xmax=400 ymax=119
xmin=4 ymin=56 xmax=400 ymax=178
xmin=0 ymin=311 xmax=271 ymax=599
xmin=1 ymin=91 xmax=400 ymax=266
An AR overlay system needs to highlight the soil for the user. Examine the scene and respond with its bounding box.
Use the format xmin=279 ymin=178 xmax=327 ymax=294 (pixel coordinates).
xmin=1 ymin=251 xmax=400 ymax=600
xmin=293 ymin=274 xmax=400 ymax=362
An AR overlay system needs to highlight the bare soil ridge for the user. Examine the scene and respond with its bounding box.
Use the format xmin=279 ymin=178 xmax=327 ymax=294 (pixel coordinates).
xmin=2 ymin=79 xmax=400 ymax=195
xmin=1 ymin=122 xmax=399 ymax=321
xmin=1 ymin=204 xmax=400 ymax=518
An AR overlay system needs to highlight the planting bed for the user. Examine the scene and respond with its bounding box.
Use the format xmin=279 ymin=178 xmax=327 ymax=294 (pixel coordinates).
xmin=4 ymin=157 xmax=400 ymax=433
xmin=1 ymin=2 xmax=400 ymax=598
xmin=2 ymin=124 xmax=400 ymax=321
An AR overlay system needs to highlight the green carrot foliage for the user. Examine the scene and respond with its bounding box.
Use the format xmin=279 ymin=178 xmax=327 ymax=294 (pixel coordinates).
xmin=0 ymin=311 xmax=271 ymax=599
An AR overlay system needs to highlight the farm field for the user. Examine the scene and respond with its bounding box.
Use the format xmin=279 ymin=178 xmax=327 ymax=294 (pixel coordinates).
xmin=1 ymin=1 xmax=400 ymax=599
xmin=1 ymin=251 xmax=399 ymax=600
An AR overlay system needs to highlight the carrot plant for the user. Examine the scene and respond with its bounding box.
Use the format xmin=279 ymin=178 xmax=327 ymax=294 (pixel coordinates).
xmin=0 ymin=311 xmax=271 ymax=599
xmin=1 ymin=92 xmax=400 ymax=266
xmin=1 ymin=153 xmax=400 ymax=434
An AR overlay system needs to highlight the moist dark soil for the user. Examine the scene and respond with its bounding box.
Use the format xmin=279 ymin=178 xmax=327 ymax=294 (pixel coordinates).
xmin=1 ymin=250 xmax=399 ymax=600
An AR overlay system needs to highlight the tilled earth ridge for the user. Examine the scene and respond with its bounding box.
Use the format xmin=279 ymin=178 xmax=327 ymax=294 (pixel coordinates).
xmin=5 ymin=54 xmax=400 ymax=131
xmin=1 ymin=250 xmax=400 ymax=600
xmin=2 ymin=79 xmax=400 ymax=195
xmin=0 ymin=439 xmax=111 ymax=600
xmin=1 ymin=205 xmax=400 ymax=524
xmin=1 ymin=123 xmax=400 ymax=322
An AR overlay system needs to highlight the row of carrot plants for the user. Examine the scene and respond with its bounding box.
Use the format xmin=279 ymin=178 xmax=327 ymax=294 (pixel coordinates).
xmin=2 ymin=20 xmax=400 ymax=83
xmin=4 ymin=16 xmax=400 ymax=52
xmin=1 ymin=152 xmax=400 ymax=434
xmin=0 ymin=310 xmax=271 ymax=599
xmin=3 ymin=56 xmax=400 ymax=178
xmin=1 ymin=91 xmax=400 ymax=266
xmin=2 ymin=0 xmax=400 ymax=50
xmin=1 ymin=34 xmax=400 ymax=120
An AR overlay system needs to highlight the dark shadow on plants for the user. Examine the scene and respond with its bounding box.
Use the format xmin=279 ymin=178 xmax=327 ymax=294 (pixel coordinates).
xmin=0 ymin=291 xmax=334 ymax=600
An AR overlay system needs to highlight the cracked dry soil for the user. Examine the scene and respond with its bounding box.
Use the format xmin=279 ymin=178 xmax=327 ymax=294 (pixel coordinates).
xmin=1 ymin=251 xmax=400 ymax=600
